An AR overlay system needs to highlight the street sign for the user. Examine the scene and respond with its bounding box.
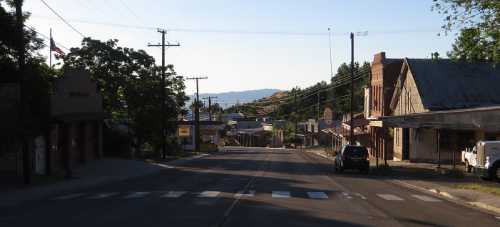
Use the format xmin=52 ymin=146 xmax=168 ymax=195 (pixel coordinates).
xmin=178 ymin=126 xmax=191 ymax=137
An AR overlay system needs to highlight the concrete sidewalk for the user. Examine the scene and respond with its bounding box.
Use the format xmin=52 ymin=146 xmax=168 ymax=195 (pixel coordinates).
xmin=304 ymin=147 xmax=500 ymax=215
xmin=0 ymin=153 xmax=210 ymax=207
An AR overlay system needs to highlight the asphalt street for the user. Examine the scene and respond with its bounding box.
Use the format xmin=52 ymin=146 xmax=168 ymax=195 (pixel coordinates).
xmin=1 ymin=147 xmax=499 ymax=227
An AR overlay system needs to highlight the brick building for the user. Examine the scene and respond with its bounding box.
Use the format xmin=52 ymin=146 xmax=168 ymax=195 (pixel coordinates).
xmin=366 ymin=52 xmax=402 ymax=161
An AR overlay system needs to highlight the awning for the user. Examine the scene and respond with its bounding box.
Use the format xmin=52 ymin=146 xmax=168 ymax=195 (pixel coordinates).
xmin=379 ymin=106 xmax=500 ymax=130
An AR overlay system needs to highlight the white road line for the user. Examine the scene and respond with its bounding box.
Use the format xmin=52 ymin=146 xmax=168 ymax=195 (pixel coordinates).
xmin=354 ymin=193 xmax=367 ymax=200
xmin=377 ymin=194 xmax=404 ymax=201
xmin=124 ymin=192 xmax=150 ymax=199
xmin=87 ymin=193 xmax=118 ymax=199
xmin=161 ymin=191 xmax=187 ymax=198
xmin=197 ymin=191 xmax=220 ymax=198
xmin=53 ymin=193 xmax=85 ymax=200
xmin=411 ymin=194 xmax=442 ymax=202
xmin=307 ymin=192 xmax=328 ymax=199
xmin=342 ymin=192 xmax=352 ymax=199
xmin=272 ymin=191 xmax=290 ymax=198
xmin=235 ymin=190 xmax=255 ymax=198
xmin=154 ymin=163 xmax=175 ymax=169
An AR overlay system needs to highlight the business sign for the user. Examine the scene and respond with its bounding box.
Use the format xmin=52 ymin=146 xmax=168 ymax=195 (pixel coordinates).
xmin=323 ymin=107 xmax=333 ymax=124
xmin=178 ymin=126 xmax=191 ymax=137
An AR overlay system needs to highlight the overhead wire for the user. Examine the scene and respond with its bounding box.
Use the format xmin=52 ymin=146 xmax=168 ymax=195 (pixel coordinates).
xmin=39 ymin=0 xmax=85 ymax=38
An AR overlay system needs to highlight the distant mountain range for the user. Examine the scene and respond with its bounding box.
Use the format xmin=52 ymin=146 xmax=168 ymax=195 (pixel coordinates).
xmin=189 ymin=89 xmax=281 ymax=108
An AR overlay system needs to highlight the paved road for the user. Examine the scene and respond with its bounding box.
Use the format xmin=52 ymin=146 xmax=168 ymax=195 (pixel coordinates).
xmin=1 ymin=148 xmax=499 ymax=227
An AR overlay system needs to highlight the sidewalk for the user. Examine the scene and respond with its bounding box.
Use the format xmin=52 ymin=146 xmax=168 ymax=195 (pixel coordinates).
xmin=304 ymin=147 xmax=500 ymax=215
xmin=0 ymin=153 xmax=210 ymax=207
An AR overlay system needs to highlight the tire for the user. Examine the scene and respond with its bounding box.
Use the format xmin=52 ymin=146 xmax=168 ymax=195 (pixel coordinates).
xmin=489 ymin=162 xmax=500 ymax=181
xmin=465 ymin=161 xmax=472 ymax=173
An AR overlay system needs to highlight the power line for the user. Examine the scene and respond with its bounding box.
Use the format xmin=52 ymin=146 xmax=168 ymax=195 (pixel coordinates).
xmin=118 ymin=0 xmax=145 ymax=24
xmin=30 ymin=15 xmax=444 ymax=37
xmin=39 ymin=0 xmax=85 ymax=38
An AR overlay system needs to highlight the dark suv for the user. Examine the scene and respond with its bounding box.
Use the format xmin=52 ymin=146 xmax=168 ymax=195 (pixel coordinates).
xmin=334 ymin=145 xmax=369 ymax=173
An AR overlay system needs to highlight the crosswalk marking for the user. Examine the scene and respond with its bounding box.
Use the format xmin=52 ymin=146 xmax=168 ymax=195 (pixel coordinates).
xmin=124 ymin=192 xmax=150 ymax=199
xmin=377 ymin=194 xmax=404 ymax=201
xmin=53 ymin=193 xmax=85 ymax=200
xmin=307 ymin=192 xmax=328 ymax=199
xmin=87 ymin=193 xmax=118 ymax=199
xmin=272 ymin=191 xmax=290 ymax=198
xmin=354 ymin=193 xmax=367 ymax=200
xmin=235 ymin=190 xmax=255 ymax=198
xmin=342 ymin=192 xmax=353 ymax=199
xmin=411 ymin=194 xmax=441 ymax=202
xmin=161 ymin=191 xmax=187 ymax=198
xmin=197 ymin=191 xmax=220 ymax=198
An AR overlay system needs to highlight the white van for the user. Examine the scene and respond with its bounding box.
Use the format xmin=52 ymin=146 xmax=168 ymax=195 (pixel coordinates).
xmin=462 ymin=141 xmax=500 ymax=180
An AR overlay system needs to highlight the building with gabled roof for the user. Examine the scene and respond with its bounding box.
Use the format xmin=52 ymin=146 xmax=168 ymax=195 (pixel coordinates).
xmin=378 ymin=57 xmax=500 ymax=162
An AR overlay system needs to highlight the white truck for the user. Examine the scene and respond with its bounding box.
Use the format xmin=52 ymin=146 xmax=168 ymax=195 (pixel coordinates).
xmin=462 ymin=141 xmax=500 ymax=180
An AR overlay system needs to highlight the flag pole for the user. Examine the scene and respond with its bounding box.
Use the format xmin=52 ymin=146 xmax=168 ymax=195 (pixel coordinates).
xmin=49 ymin=28 xmax=52 ymax=68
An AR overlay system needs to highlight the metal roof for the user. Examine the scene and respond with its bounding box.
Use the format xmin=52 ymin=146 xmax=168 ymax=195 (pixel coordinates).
xmin=406 ymin=59 xmax=500 ymax=110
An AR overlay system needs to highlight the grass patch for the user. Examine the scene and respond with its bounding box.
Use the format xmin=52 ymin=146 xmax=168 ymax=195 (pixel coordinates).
xmin=455 ymin=183 xmax=500 ymax=196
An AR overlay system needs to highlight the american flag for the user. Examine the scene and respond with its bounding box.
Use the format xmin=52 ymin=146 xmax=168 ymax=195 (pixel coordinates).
xmin=50 ymin=37 xmax=64 ymax=56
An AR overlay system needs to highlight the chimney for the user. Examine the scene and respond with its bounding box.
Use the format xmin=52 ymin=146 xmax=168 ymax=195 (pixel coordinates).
xmin=373 ymin=52 xmax=386 ymax=64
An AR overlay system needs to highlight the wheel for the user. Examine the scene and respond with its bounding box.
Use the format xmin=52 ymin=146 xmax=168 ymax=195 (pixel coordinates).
xmin=490 ymin=162 xmax=500 ymax=181
xmin=465 ymin=161 xmax=472 ymax=173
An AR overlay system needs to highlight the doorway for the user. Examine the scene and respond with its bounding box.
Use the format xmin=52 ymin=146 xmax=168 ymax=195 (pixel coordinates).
xmin=402 ymin=128 xmax=410 ymax=160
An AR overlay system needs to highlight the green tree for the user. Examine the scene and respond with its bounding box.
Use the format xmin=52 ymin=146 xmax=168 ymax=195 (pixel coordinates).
xmin=433 ymin=0 xmax=500 ymax=62
xmin=63 ymin=38 xmax=188 ymax=153
xmin=330 ymin=62 xmax=370 ymax=118
xmin=0 ymin=0 xmax=54 ymax=135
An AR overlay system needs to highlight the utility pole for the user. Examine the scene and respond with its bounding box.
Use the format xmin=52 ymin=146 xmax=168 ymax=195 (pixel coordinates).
xmin=328 ymin=27 xmax=334 ymax=77
xmin=317 ymin=92 xmax=320 ymax=120
xmin=349 ymin=32 xmax=355 ymax=145
xmin=15 ymin=0 xmax=30 ymax=184
xmin=148 ymin=28 xmax=180 ymax=159
xmin=202 ymin=96 xmax=217 ymax=121
xmin=186 ymin=77 xmax=208 ymax=153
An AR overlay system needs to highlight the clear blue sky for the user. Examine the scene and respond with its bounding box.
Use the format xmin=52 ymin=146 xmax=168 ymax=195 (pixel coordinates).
xmin=23 ymin=0 xmax=456 ymax=96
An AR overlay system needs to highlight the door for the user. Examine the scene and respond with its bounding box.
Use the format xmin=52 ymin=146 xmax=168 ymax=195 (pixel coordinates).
xmin=402 ymin=128 xmax=410 ymax=160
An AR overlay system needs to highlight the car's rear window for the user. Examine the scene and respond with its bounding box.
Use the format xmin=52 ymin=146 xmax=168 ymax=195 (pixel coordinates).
xmin=344 ymin=146 xmax=367 ymax=157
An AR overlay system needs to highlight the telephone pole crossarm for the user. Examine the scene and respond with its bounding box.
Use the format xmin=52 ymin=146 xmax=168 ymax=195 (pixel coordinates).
xmin=147 ymin=28 xmax=181 ymax=159
xmin=186 ymin=76 xmax=208 ymax=153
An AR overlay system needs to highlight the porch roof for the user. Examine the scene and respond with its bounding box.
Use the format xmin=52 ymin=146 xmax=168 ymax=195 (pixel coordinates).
xmin=376 ymin=105 xmax=500 ymax=130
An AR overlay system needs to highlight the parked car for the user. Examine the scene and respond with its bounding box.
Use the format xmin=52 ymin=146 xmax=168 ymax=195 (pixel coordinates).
xmin=334 ymin=145 xmax=369 ymax=173
xmin=462 ymin=140 xmax=500 ymax=180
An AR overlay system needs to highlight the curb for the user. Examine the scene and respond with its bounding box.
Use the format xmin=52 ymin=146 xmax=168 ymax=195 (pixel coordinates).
xmin=392 ymin=179 xmax=500 ymax=216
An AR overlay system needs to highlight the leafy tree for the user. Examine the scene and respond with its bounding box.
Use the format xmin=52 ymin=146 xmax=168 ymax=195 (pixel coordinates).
xmin=0 ymin=0 xmax=53 ymax=136
xmin=330 ymin=62 xmax=370 ymax=118
xmin=433 ymin=0 xmax=499 ymax=62
xmin=63 ymin=38 xmax=188 ymax=154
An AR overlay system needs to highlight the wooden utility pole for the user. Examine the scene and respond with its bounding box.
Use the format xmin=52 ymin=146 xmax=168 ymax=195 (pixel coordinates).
xmin=186 ymin=77 xmax=208 ymax=153
xmin=349 ymin=32 xmax=355 ymax=145
xmin=202 ymin=96 xmax=217 ymax=121
xmin=148 ymin=29 xmax=180 ymax=159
